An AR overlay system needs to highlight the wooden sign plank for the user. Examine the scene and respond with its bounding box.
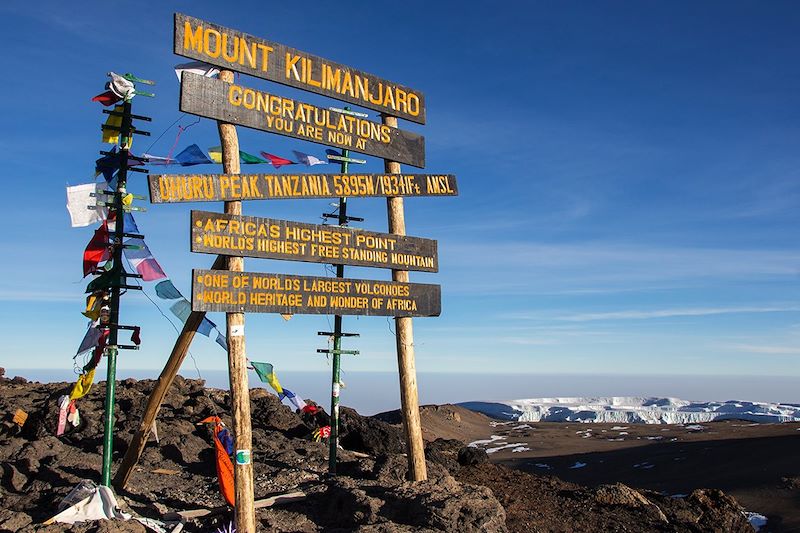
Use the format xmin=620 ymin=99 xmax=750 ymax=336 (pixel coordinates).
xmin=191 ymin=211 xmax=438 ymax=272
xmin=149 ymin=173 xmax=457 ymax=203
xmin=174 ymin=13 xmax=426 ymax=124
xmin=180 ymin=73 xmax=425 ymax=168
xmin=192 ymin=269 xmax=441 ymax=317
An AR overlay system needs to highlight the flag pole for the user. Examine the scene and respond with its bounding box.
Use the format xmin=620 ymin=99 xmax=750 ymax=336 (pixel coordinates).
xmin=217 ymin=69 xmax=256 ymax=533
xmin=382 ymin=114 xmax=427 ymax=481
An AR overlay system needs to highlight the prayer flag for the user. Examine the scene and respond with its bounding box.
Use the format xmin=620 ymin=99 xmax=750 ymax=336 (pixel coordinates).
xmin=279 ymin=388 xmax=307 ymax=411
xmin=210 ymin=146 xmax=268 ymax=165
xmin=154 ymin=280 xmax=181 ymax=300
xmin=292 ymin=150 xmax=327 ymax=166
xmin=141 ymin=153 xmax=175 ymax=165
xmin=260 ymin=152 xmax=295 ymax=169
xmin=170 ymin=299 xmax=191 ymax=323
xmin=85 ymin=270 xmax=120 ymax=293
xmin=240 ymin=150 xmax=267 ymax=164
xmin=102 ymin=105 xmax=123 ymax=144
xmin=83 ymin=222 xmax=110 ymax=277
xmin=250 ymin=362 xmax=283 ymax=395
xmin=207 ymin=146 xmax=223 ymax=164
xmin=82 ymin=292 xmax=105 ymax=321
xmin=76 ymin=325 xmax=102 ymax=355
xmin=66 ymin=183 xmax=106 ymax=228
xmin=175 ymin=144 xmax=213 ymax=166
xmin=107 ymin=72 xmax=135 ymax=100
xmin=69 ymin=369 xmax=96 ymax=401
xmin=91 ymin=90 xmax=121 ymax=107
xmin=197 ymin=317 xmax=215 ymax=337
xmin=174 ymin=61 xmax=220 ymax=81
xmin=215 ymin=332 xmax=228 ymax=350
xmin=123 ymin=238 xmax=167 ymax=281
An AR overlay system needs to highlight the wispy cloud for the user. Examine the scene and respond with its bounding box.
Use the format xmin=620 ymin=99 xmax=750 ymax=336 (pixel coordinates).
xmin=558 ymin=305 xmax=800 ymax=322
xmin=725 ymin=343 xmax=800 ymax=355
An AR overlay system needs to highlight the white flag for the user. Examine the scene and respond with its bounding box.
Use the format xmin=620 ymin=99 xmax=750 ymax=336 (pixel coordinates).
xmin=174 ymin=61 xmax=220 ymax=81
xmin=292 ymin=150 xmax=328 ymax=166
xmin=66 ymin=183 xmax=106 ymax=227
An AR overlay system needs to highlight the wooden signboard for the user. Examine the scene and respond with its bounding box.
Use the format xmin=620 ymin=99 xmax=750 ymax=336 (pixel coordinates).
xmin=149 ymin=173 xmax=457 ymax=203
xmin=180 ymin=74 xmax=425 ymax=167
xmin=192 ymin=269 xmax=441 ymax=317
xmin=174 ymin=13 xmax=426 ymax=124
xmin=191 ymin=211 xmax=438 ymax=272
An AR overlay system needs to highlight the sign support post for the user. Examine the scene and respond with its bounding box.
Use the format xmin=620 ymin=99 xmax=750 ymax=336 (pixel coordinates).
xmin=328 ymin=142 xmax=351 ymax=475
xmin=217 ymin=69 xmax=256 ymax=533
xmin=383 ymin=114 xmax=427 ymax=482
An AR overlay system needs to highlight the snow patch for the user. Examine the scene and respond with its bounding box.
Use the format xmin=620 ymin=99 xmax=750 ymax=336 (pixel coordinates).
xmin=569 ymin=462 xmax=587 ymax=469
xmin=745 ymin=512 xmax=768 ymax=531
xmin=466 ymin=397 xmax=800 ymax=424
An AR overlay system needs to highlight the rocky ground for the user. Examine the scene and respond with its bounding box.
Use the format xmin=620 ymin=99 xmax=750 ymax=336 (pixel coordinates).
xmin=0 ymin=371 xmax=759 ymax=532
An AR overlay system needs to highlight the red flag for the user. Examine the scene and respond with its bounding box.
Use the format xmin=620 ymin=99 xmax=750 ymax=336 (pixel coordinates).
xmin=83 ymin=222 xmax=110 ymax=277
xmin=91 ymin=90 xmax=122 ymax=106
xmin=260 ymin=152 xmax=296 ymax=169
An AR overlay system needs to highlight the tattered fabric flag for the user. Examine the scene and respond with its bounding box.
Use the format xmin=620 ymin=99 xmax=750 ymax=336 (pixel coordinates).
xmin=69 ymin=368 xmax=96 ymax=401
xmin=174 ymin=61 xmax=220 ymax=81
xmin=131 ymin=326 xmax=141 ymax=345
xmin=175 ymin=144 xmax=213 ymax=166
xmin=154 ymin=280 xmax=181 ymax=300
xmin=170 ymin=299 xmax=192 ymax=323
xmin=57 ymin=395 xmax=70 ymax=436
xmin=95 ymin=147 xmax=144 ymax=182
xmin=250 ymin=362 xmax=283 ymax=395
xmin=312 ymin=425 xmax=331 ymax=442
xmin=279 ymin=388 xmax=307 ymax=411
xmin=91 ymin=90 xmax=121 ymax=107
xmin=215 ymin=332 xmax=228 ymax=350
xmin=66 ymin=183 xmax=106 ymax=228
xmin=122 ymin=213 xmax=139 ymax=233
xmin=240 ymin=150 xmax=267 ymax=164
xmin=82 ymin=292 xmax=105 ymax=321
xmin=107 ymin=72 xmax=135 ymax=100
xmin=83 ymin=222 xmax=110 ymax=277
xmin=207 ymin=146 xmax=223 ymax=164
xmin=123 ymin=238 xmax=167 ymax=281
xmin=140 ymin=153 xmax=175 ymax=165
xmin=198 ymin=416 xmax=235 ymax=506
xmin=197 ymin=317 xmax=215 ymax=337
xmin=209 ymin=146 xmax=268 ymax=165
xmin=260 ymin=152 xmax=296 ymax=169
xmin=292 ymin=150 xmax=327 ymax=166
xmin=76 ymin=325 xmax=101 ymax=356
xmin=102 ymin=105 xmax=123 ymax=144
xmin=85 ymin=270 xmax=121 ymax=294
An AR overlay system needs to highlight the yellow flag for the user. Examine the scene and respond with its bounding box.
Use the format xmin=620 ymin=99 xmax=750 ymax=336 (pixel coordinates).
xmin=69 ymin=368 xmax=96 ymax=400
xmin=102 ymin=106 xmax=124 ymax=144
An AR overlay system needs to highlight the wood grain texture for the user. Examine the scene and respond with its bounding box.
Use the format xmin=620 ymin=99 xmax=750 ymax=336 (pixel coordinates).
xmin=174 ymin=13 xmax=425 ymax=124
xmin=384 ymin=114 xmax=428 ymax=482
xmin=217 ymin=69 xmax=256 ymax=533
xmin=180 ymin=73 xmax=425 ymax=168
xmin=149 ymin=173 xmax=457 ymax=203
xmin=191 ymin=269 xmax=441 ymax=318
xmin=190 ymin=210 xmax=439 ymax=272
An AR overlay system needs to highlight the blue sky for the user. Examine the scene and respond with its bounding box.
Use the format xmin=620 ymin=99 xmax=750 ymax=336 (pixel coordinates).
xmin=0 ymin=1 xmax=798 ymax=385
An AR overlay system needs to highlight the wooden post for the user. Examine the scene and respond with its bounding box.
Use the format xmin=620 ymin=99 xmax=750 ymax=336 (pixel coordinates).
xmin=113 ymin=257 xmax=224 ymax=490
xmin=383 ymin=114 xmax=427 ymax=481
xmin=217 ymin=69 xmax=256 ymax=533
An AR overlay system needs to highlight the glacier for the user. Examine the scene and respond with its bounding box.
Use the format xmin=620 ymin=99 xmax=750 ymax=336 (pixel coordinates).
xmin=459 ymin=397 xmax=800 ymax=424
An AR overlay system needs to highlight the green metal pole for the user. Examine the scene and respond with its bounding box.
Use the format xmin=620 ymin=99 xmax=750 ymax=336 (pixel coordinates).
xmin=328 ymin=135 xmax=350 ymax=475
xmin=101 ymin=99 xmax=132 ymax=486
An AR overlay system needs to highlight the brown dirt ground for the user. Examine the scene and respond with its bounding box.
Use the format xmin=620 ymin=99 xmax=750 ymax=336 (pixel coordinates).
xmin=418 ymin=407 xmax=800 ymax=532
